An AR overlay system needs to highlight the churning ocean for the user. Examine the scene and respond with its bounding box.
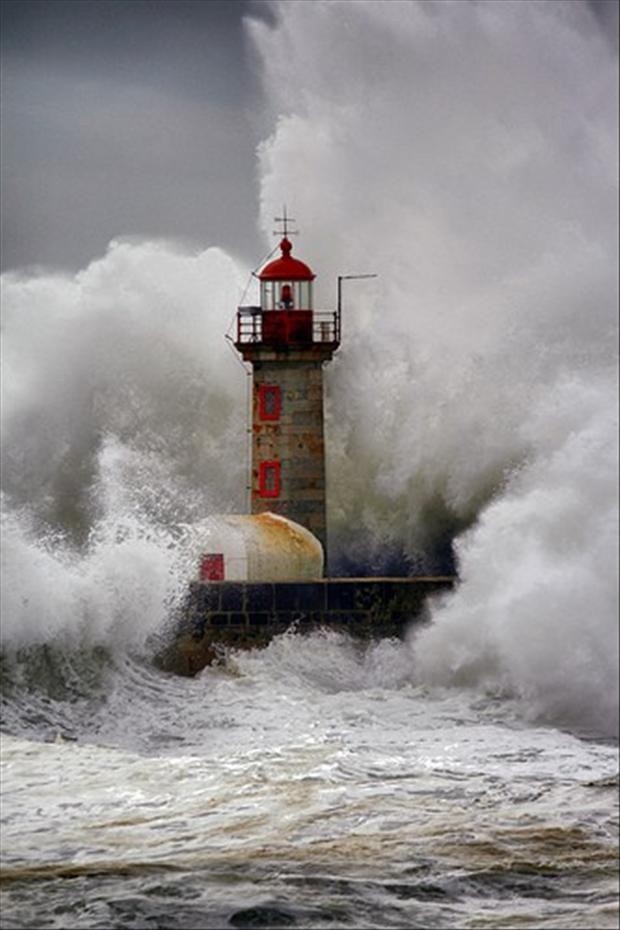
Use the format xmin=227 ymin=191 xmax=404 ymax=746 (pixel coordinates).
xmin=1 ymin=2 xmax=618 ymax=928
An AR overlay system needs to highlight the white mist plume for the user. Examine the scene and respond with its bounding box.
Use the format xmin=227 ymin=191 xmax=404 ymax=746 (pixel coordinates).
xmin=0 ymin=494 xmax=181 ymax=650
xmin=250 ymin=0 xmax=618 ymax=731
xmin=251 ymin=0 xmax=617 ymax=549
xmin=2 ymin=240 xmax=248 ymax=536
xmin=413 ymin=374 xmax=619 ymax=736
xmin=1 ymin=241 xmax=250 ymax=647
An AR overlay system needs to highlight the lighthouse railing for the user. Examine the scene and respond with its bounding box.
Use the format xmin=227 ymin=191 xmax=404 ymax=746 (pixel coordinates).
xmin=236 ymin=308 xmax=340 ymax=347
xmin=312 ymin=311 xmax=340 ymax=344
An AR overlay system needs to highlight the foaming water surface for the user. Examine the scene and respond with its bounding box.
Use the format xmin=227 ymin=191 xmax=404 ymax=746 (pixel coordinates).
xmin=1 ymin=634 xmax=618 ymax=929
xmin=1 ymin=1 xmax=618 ymax=928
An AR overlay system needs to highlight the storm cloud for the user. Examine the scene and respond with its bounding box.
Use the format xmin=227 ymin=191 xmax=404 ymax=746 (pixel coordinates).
xmin=0 ymin=0 xmax=273 ymax=271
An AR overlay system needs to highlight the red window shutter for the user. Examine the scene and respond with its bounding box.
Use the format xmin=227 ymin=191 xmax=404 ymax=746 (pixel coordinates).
xmin=258 ymin=385 xmax=281 ymax=421
xmin=259 ymin=461 xmax=281 ymax=498
xmin=199 ymin=553 xmax=225 ymax=581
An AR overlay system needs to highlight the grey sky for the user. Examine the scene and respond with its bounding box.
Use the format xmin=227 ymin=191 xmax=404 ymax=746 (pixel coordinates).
xmin=1 ymin=0 xmax=274 ymax=272
xmin=1 ymin=0 xmax=617 ymax=274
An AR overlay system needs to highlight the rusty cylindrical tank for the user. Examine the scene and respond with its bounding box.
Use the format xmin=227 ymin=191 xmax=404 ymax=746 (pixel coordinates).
xmin=187 ymin=512 xmax=324 ymax=582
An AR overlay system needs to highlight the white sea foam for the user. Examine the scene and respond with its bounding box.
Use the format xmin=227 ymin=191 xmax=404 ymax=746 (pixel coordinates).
xmin=0 ymin=498 xmax=180 ymax=651
xmin=411 ymin=373 xmax=619 ymax=736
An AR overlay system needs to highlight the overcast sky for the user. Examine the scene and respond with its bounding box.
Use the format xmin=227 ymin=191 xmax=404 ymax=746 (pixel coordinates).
xmin=1 ymin=0 xmax=617 ymax=274
xmin=0 ymin=0 xmax=275 ymax=272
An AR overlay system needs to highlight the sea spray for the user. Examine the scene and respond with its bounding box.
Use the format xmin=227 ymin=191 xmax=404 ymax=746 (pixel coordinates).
xmin=0 ymin=241 xmax=251 ymax=711
xmin=1 ymin=241 xmax=248 ymax=542
xmin=253 ymin=0 xmax=617 ymax=545
xmin=250 ymin=0 xmax=618 ymax=732
xmin=0 ymin=502 xmax=180 ymax=654
xmin=1 ymin=0 xmax=617 ymax=738
xmin=412 ymin=372 xmax=619 ymax=737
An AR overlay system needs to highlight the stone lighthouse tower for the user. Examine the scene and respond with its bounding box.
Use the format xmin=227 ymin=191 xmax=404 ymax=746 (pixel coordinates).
xmin=234 ymin=228 xmax=339 ymax=563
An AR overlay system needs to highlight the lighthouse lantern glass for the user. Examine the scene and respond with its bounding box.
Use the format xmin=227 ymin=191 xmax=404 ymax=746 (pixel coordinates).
xmin=260 ymin=280 xmax=313 ymax=311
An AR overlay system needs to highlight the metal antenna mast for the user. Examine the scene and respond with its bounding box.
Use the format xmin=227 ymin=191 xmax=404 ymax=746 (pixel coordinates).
xmin=273 ymin=205 xmax=299 ymax=239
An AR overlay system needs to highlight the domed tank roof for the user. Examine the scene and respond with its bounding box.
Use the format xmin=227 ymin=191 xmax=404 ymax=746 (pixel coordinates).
xmin=190 ymin=512 xmax=324 ymax=582
xmin=259 ymin=237 xmax=316 ymax=282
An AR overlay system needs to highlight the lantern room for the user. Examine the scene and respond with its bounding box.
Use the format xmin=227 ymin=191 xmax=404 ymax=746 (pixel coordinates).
xmin=259 ymin=237 xmax=315 ymax=311
xmin=235 ymin=234 xmax=340 ymax=350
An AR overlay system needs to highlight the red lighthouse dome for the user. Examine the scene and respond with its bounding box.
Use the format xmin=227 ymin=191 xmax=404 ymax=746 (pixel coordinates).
xmin=257 ymin=237 xmax=316 ymax=316
xmin=259 ymin=237 xmax=316 ymax=282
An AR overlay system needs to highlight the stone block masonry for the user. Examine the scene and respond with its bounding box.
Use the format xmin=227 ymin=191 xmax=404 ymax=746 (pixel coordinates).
xmin=251 ymin=358 xmax=329 ymax=553
xmin=159 ymin=577 xmax=455 ymax=676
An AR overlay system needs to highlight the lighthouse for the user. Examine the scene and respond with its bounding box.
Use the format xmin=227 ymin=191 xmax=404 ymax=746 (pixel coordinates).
xmin=163 ymin=220 xmax=456 ymax=676
xmin=234 ymin=226 xmax=339 ymax=565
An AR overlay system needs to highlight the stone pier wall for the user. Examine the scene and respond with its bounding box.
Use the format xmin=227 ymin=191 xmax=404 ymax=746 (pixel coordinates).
xmin=161 ymin=577 xmax=454 ymax=676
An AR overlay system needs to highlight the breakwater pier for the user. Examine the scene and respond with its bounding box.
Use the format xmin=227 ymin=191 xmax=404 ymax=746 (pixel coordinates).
xmin=163 ymin=576 xmax=454 ymax=675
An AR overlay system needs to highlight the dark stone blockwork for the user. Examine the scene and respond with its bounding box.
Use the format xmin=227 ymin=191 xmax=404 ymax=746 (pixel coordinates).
xmin=160 ymin=577 xmax=455 ymax=676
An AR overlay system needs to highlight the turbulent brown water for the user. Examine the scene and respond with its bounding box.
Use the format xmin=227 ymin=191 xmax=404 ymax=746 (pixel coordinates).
xmin=1 ymin=2 xmax=618 ymax=928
